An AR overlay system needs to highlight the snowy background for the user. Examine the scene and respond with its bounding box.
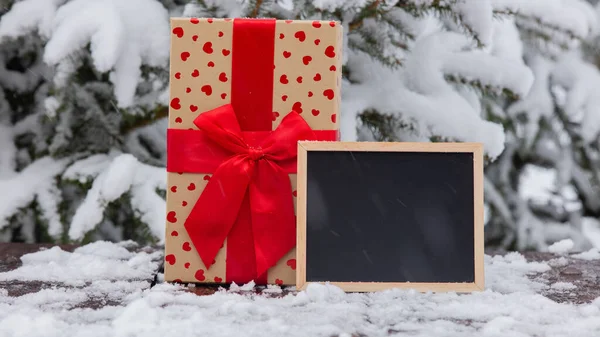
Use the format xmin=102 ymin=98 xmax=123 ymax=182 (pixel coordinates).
xmin=1 ymin=0 xmax=600 ymax=336
xmin=0 ymin=0 xmax=600 ymax=256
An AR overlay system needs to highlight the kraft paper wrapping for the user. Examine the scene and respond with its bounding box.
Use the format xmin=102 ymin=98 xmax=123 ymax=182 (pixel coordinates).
xmin=165 ymin=18 xmax=343 ymax=285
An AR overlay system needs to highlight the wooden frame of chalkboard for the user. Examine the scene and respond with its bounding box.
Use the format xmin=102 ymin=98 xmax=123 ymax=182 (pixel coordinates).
xmin=296 ymin=141 xmax=484 ymax=292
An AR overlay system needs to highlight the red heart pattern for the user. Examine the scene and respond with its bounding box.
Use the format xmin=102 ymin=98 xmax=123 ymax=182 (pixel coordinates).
xmin=201 ymin=85 xmax=212 ymax=96
xmin=294 ymin=31 xmax=306 ymax=42
xmin=166 ymin=18 xmax=342 ymax=285
xmin=165 ymin=254 xmax=176 ymax=265
xmin=166 ymin=211 xmax=177 ymax=223
xmin=203 ymin=42 xmax=213 ymax=54
xmin=172 ymin=27 xmax=184 ymax=38
xmin=286 ymin=259 xmax=296 ymax=270
xmin=292 ymin=102 xmax=303 ymax=114
xmin=170 ymin=98 xmax=181 ymax=110
xmin=195 ymin=269 xmax=206 ymax=281
xmin=325 ymin=46 xmax=335 ymax=58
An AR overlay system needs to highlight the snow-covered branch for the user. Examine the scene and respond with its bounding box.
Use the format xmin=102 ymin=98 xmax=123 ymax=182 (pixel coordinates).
xmin=64 ymin=152 xmax=166 ymax=243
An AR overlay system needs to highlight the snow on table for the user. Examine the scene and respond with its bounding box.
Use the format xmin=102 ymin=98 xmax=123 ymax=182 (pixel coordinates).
xmin=0 ymin=242 xmax=599 ymax=337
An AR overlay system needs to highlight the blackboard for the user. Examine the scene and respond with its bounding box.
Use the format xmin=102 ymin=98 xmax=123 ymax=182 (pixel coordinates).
xmin=296 ymin=142 xmax=484 ymax=292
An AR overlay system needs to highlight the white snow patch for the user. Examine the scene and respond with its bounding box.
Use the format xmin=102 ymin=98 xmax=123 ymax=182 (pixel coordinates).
xmin=548 ymin=257 xmax=569 ymax=268
xmin=572 ymin=248 xmax=600 ymax=261
xmin=0 ymin=241 xmax=160 ymax=286
xmin=0 ymin=157 xmax=69 ymax=234
xmin=550 ymin=282 xmax=577 ymax=291
xmin=548 ymin=239 xmax=574 ymax=255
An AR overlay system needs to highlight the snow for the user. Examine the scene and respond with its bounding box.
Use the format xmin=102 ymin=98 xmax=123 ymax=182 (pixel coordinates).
xmin=491 ymin=0 xmax=598 ymax=40
xmin=0 ymin=157 xmax=69 ymax=236
xmin=453 ymin=0 xmax=494 ymax=46
xmin=0 ymin=241 xmax=160 ymax=286
xmin=550 ymin=282 xmax=577 ymax=291
xmin=1 ymin=242 xmax=599 ymax=336
xmin=42 ymin=0 xmax=170 ymax=108
xmin=66 ymin=153 xmax=166 ymax=242
xmin=573 ymin=248 xmax=600 ymax=261
xmin=552 ymin=52 xmax=600 ymax=142
xmin=0 ymin=0 xmax=170 ymax=108
xmin=312 ymin=0 xmax=369 ymax=11
xmin=343 ymin=28 xmax=532 ymax=159
xmin=548 ymin=239 xmax=575 ymax=255
xmin=0 ymin=0 xmax=66 ymax=39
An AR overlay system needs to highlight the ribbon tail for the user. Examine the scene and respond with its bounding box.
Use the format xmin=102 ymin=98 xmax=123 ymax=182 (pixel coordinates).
xmin=249 ymin=160 xmax=296 ymax=277
xmin=185 ymin=154 xmax=254 ymax=269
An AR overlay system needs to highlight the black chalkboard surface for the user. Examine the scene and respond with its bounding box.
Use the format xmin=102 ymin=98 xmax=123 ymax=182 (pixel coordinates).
xmin=296 ymin=142 xmax=484 ymax=292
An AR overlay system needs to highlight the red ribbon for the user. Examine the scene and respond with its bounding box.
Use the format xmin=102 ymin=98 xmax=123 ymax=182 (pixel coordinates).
xmin=167 ymin=18 xmax=337 ymax=284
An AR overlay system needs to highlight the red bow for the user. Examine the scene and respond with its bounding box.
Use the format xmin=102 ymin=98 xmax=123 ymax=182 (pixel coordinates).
xmin=180 ymin=104 xmax=319 ymax=278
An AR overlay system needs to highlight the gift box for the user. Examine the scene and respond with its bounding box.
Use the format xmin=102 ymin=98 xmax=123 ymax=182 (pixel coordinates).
xmin=164 ymin=17 xmax=343 ymax=285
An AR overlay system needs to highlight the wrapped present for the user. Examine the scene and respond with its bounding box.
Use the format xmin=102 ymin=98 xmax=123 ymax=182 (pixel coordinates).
xmin=164 ymin=17 xmax=343 ymax=285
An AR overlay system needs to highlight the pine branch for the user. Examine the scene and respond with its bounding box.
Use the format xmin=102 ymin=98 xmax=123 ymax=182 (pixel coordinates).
xmin=348 ymin=0 xmax=382 ymax=32
xmin=359 ymin=109 xmax=419 ymax=141
xmin=243 ymin=0 xmax=275 ymax=18
xmin=120 ymin=105 xmax=168 ymax=135
xmin=445 ymin=74 xmax=521 ymax=101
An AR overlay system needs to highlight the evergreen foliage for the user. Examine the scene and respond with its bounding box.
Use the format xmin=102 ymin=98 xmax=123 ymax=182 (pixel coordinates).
xmin=1 ymin=0 xmax=600 ymax=251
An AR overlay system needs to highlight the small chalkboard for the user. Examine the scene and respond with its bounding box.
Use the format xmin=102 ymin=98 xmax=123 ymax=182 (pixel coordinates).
xmin=296 ymin=142 xmax=484 ymax=292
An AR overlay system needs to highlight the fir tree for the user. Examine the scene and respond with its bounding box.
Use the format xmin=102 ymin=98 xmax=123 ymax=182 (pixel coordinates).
xmin=1 ymin=0 xmax=600 ymax=252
